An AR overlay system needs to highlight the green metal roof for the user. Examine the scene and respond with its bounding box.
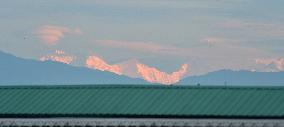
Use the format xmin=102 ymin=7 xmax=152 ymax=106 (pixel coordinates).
xmin=0 ymin=85 xmax=283 ymax=118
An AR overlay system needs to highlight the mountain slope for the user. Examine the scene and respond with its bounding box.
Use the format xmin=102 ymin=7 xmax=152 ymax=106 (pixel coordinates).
xmin=86 ymin=56 xmax=188 ymax=85
xmin=178 ymin=70 xmax=284 ymax=86
xmin=0 ymin=51 xmax=147 ymax=85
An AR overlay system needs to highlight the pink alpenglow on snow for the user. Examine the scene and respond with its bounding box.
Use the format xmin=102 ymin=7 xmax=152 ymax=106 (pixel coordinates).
xmin=84 ymin=55 xmax=189 ymax=84
xmin=136 ymin=63 xmax=189 ymax=85
xmin=40 ymin=50 xmax=75 ymax=64
xmin=86 ymin=55 xmax=122 ymax=75
xmin=255 ymin=58 xmax=284 ymax=71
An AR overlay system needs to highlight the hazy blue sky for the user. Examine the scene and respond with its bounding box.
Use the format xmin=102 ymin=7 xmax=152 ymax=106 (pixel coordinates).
xmin=1 ymin=0 xmax=284 ymax=76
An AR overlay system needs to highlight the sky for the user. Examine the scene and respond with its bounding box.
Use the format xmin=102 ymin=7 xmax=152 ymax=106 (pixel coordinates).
xmin=1 ymin=0 xmax=284 ymax=83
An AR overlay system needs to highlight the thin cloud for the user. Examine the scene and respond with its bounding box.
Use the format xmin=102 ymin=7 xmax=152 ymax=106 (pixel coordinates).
xmin=96 ymin=40 xmax=182 ymax=55
xmin=200 ymin=37 xmax=225 ymax=46
xmin=96 ymin=39 xmax=269 ymax=62
xmin=221 ymin=19 xmax=284 ymax=38
xmin=35 ymin=25 xmax=82 ymax=45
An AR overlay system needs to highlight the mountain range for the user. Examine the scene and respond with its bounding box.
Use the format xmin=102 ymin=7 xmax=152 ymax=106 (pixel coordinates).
xmin=0 ymin=51 xmax=147 ymax=85
xmin=178 ymin=70 xmax=284 ymax=86
xmin=1 ymin=51 xmax=284 ymax=86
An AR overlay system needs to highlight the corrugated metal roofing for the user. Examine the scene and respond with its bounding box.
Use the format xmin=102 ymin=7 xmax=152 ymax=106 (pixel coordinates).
xmin=0 ymin=85 xmax=283 ymax=118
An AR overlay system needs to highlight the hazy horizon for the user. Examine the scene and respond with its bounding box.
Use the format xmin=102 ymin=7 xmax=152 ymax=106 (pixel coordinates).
xmin=1 ymin=0 xmax=284 ymax=84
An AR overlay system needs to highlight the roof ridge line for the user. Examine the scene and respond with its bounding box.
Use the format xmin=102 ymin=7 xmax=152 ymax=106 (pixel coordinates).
xmin=0 ymin=85 xmax=284 ymax=90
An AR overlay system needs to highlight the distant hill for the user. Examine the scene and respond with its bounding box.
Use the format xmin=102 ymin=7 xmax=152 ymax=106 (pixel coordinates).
xmin=3 ymin=50 xmax=283 ymax=86
xmin=0 ymin=51 xmax=147 ymax=85
xmin=178 ymin=70 xmax=284 ymax=86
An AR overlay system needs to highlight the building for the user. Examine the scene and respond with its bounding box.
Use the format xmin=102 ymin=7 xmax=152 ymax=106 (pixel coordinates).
xmin=0 ymin=85 xmax=283 ymax=127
